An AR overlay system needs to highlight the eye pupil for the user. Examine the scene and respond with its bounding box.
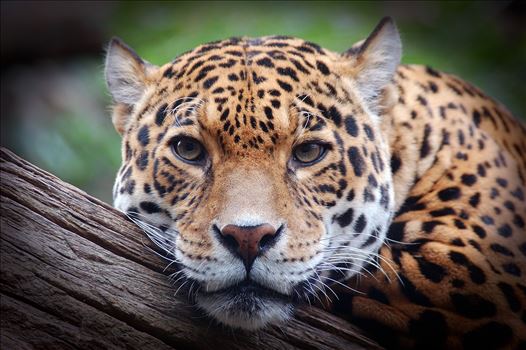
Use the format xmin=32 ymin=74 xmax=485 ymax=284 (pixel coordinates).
xmin=183 ymin=142 xmax=195 ymax=152
xmin=172 ymin=137 xmax=204 ymax=162
xmin=293 ymin=142 xmax=325 ymax=165
xmin=300 ymin=144 xmax=314 ymax=153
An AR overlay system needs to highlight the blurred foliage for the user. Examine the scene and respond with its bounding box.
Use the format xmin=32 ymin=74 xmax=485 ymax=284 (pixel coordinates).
xmin=2 ymin=1 xmax=524 ymax=203
xmin=1 ymin=59 xmax=119 ymax=201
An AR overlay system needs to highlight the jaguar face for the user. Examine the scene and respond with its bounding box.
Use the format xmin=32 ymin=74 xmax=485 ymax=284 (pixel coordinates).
xmin=106 ymin=18 xmax=400 ymax=329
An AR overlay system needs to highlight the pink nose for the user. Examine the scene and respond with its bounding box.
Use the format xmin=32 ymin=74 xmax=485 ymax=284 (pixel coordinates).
xmin=220 ymin=224 xmax=278 ymax=272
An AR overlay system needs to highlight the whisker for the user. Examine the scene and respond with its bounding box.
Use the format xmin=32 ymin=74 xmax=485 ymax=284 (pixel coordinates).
xmin=174 ymin=280 xmax=189 ymax=297
xmin=312 ymin=270 xmax=339 ymax=301
xmin=345 ymin=247 xmax=403 ymax=284
xmin=326 ymin=252 xmax=391 ymax=283
xmin=317 ymin=262 xmax=369 ymax=279
xmin=320 ymin=260 xmax=379 ymax=282
xmin=322 ymin=276 xmax=366 ymax=295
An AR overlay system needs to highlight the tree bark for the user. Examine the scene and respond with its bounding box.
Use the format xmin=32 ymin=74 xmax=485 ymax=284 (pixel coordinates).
xmin=0 ymin=147 xmax=381 ymax=350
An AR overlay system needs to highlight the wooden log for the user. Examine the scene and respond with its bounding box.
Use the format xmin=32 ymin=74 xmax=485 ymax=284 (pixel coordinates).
xmin=0 ymin=147 xmax=381 ymax=350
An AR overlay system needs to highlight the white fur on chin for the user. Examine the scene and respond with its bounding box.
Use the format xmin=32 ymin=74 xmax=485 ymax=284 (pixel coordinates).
xmin=196 ymin=293 xmax=293 ymax=330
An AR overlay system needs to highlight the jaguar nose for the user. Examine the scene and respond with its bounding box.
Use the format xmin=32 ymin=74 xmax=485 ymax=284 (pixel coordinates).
xmin=218 ymin=224 xmax=280 ymax=273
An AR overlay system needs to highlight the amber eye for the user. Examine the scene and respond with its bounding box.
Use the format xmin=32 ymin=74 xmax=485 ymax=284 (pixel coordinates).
xmin=171 ymin=137 xmax=205 ymax=163
xmin=292 ymin=142 xmax=327 ymax=165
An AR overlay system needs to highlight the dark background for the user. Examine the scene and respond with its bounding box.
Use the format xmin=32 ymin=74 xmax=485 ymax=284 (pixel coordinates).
xmin=1 ymin=1 xmax=525 ymax=203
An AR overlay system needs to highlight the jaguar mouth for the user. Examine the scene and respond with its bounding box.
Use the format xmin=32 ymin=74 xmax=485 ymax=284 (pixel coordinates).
xmin=201 ymin=278 xmax=291 ymax=301
xmin=196 ymin=279 xmax=294 ymax=330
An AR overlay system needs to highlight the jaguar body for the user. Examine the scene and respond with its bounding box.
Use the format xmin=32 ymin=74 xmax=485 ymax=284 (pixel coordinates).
xmin=105 ymin=18 xmax=526 ymax=349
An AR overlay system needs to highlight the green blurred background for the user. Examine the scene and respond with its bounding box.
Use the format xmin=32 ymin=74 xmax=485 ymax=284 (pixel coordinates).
xmin=1 ymin=1 xmax=525 ymax=204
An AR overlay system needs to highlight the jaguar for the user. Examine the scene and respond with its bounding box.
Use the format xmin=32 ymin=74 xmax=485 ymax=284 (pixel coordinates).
xmin=105 ymin=17 xmax=526 ymax=349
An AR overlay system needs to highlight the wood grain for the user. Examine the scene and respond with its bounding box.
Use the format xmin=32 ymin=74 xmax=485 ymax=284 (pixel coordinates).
xmin=0 ymin=147 xmax=381 ymax=350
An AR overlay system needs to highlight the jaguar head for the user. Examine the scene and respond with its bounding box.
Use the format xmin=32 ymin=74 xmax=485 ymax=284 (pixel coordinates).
xmin=106 ymin=17 xmax=400 ymax=330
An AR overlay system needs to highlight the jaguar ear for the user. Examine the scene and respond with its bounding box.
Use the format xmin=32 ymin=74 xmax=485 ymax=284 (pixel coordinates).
xmin=344 ymin=17 xmax=402 ymax=112
xmin=105 ymin=37 xmax=157 ymax=134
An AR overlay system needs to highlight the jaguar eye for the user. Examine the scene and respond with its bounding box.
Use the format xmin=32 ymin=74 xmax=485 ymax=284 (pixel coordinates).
xmin=171 ymin=137 xmax=205 ymax=163
xmin=292 ymin=142 xmax=327 ymax=165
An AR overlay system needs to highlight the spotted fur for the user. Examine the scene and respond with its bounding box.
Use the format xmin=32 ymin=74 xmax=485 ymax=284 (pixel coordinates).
xmin=105 ymin=17 xmax=526 ymax=349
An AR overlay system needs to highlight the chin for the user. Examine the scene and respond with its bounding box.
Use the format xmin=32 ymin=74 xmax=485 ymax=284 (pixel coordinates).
xmin=195 ymin=280 xmax=294 ymax=330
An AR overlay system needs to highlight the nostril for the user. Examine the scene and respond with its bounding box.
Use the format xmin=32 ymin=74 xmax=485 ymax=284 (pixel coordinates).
xmin=222 ymin=233 xmax=239 ymax=251
xmin=215 ymin=223 xmax=283 ymax=272
xmin=259 ymin=234 xmax=274 ymax=250
xmin=259 ymin=224 xmax=284 ymax=252
xmin=213 ymin=224 xmax=239 ymax=252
